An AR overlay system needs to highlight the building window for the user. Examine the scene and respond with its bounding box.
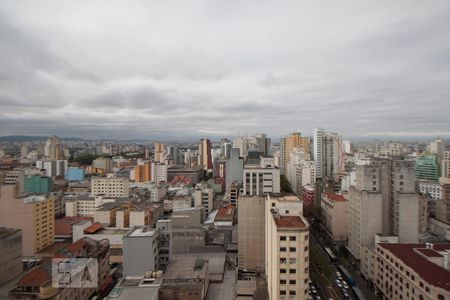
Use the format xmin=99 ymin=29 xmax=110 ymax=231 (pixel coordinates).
xmin=280 ymin=269 xmax=286 ymax=273
xmin=289 ymin=269 xmax=296 ymax=274
xmin=289 ymin=291 xmax=296 ymax=295
xmin=280 ymin=247 xmax=287 ymax=252
xmin=289 ymin=280 xmax=296 ymax=284
xmin=280 ymin=279 xmax=286 ymax=284
xmin=290 ymin=236 xmax=296 ymax=241
xmin=290 ymin=247 xmax=296 ymax=252
xmin=280 ymin=236 xmax=287 ymax=241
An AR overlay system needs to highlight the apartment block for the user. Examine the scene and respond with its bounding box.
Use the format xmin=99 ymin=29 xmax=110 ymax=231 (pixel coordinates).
xmin=24 ymin=175 xmax=52 ymax=194
xmin=243 ymin=159 xmax=280 ymax=196
xmin=91 ymin=177 xmax=129 ymax=197
xmin=265 ymin=194 xmax=310 ymax=300
xmin=0 ymin=184 xmax=54 ymax=256
xmin=238 ymin=196 xmax=265 ymax=272
xmin=373 ymin=243 xmax=450 ymax=300
xmin=193 ymin=187 xmax=215 ymax=213
xmin=320 ymin=192 xmax=348 ymax=242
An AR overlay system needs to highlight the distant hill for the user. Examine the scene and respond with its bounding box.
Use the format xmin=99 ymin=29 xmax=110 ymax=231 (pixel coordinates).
xmin=0 ymin=135 xmax=83 ymax=142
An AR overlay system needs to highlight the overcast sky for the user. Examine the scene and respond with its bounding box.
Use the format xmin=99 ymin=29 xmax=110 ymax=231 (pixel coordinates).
xmin=0 ymin=1 xmax=449 ymax=140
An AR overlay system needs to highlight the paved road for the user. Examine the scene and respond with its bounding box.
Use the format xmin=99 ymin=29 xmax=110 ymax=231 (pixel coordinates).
xmin=308 ymin=216 xmax=380 ymax=300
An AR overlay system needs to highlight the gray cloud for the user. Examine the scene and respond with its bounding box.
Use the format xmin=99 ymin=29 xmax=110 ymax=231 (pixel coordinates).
xmin=0 ymin=1 xmax=449 ymax=141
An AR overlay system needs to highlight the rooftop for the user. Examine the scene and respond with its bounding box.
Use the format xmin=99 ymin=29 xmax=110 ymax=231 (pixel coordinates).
xmin=127 ymin=226 xmax=157 ymax=237
xmin=215 ymin=205 xmax=235 ymax=221
xmin=323 ymin=192 xmax=347 ymax=202
xmin=379 ymin=243 xmax=450 ymax=291
xmin=273 ymin=215 xmax=307 ymax=229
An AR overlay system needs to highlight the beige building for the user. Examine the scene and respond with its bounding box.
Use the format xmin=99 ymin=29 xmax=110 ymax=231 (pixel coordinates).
xmin=0 ymin=184 xmax=54 ymax=256
xmin=91 ymin=177 xmax=129 ymax=197
xmin=266 ymin=194 xmax=309 ymax=300
xmin=281 ymin=132 xmax=310 ymax=175
xmin=320 ymin=192 xmax=348 ymax=242
xmin=370 ymin=243 xmax=450 ymax=300
xmin=193 ymin=187 xmax=215 ymax=213
xmin=348 ymin=159 xmax=421 ymax=260
xmin=154 ymin=142 xmax=166 ymax=164
xmin=238 ymin=196 xmax=266 ymax=272
xmin=243 ymin=160 xmax=280 ymax=196
xmin=92 ymin=156 xmax=113 ymax=173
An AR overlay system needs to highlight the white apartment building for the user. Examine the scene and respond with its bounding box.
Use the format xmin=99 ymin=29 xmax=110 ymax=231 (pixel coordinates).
xmin=418 ymin=180 xmax=443 ymax=200
xmin=243 ymin=159 xmax=280 ymax=196
xmin=152 ymin=163 xmax=168 ymax=184
xmin=91 ymin=177 xmax=129 ymax=197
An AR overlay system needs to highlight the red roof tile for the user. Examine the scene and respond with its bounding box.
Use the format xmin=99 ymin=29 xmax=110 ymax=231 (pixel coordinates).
xmin=16 ymin=260 xmax=52 ymax=287
xmin=274 ymin=216 xmax=306 ymax=229
xmin=84 ymin=222 xmax=103 ymax=234
xmin=55 ymin=216 xmax=92 ymax=236
xmin=379 ymin=243 xmax=450 ymax=291
xmin=215 ymin=205 xmax=235 ymax=221
xmin=323 ymin=192 xmax=347 ymax=202
xmin=66 ymin=238 xmax=89 ymax=254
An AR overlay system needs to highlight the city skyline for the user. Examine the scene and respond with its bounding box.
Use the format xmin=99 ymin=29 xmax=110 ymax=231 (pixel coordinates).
xmin=1 ymin=1 xmax=450 ymax=140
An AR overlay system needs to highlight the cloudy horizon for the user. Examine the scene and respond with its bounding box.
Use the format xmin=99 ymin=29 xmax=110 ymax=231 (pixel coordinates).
xmin=1 ymin=1 xmax=449 ymax=140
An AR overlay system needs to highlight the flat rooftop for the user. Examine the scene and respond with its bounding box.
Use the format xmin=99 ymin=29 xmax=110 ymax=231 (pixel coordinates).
xmin=128 ymin=227 xmax=157 ymax=237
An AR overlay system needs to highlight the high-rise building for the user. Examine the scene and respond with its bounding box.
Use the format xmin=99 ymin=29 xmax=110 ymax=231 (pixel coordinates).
xmin=221 ymin=140 xmax=232 ymax=159
xmin=416 ymin=154 xmax=439 ymax=181
xmin=233 ymin=136 xmax=249 ymax=158
xmin=280 ymin=132 xmax=310 ymax=175
xmin=348 ymin=159 xmax=420 ymax=260
xmin=134 ymin=161 xmax=152 ymax=182
xmin=313 ymin=128 xmax=344 ymax=180
xmin=20 ymin=142 xmax=30 ymax=158
xmin=44 ymin=135 xmax=63 ymax=160
xmin=442 ymin=151 xmax=450 ymax=178
xmin=24 ymin=175 xmax=52 ymax=194
xmin=36 ymin=159 xmax=68 ymax=177
xmin=238 ymin=196 xmax=266 ymax=272
xmin=255 ymin=133 xmax=271 ymax=156
xmin=320 ymin=192 xmax=348 ymax=243
xmin=243 ymin=158 xmax=280 ymax=196
xmin=265 ymin=194 xmax=310 ymax=300
xmin=154 ymin=142 xmax=166 ymax=164
xmin=0 ymin=184 xmax=54 ymax=256
xmin=91 ymin=177 xmax=129 ymax=197
xmin=152 ymin=163 xmax=168 ymax=184
xmin=198 ymin=138 xmax=212 ymax=170
xmin=429 ymin=138 xmax=446 ymax=162
xmin=225 ymin=148 xmax=244 ymax=192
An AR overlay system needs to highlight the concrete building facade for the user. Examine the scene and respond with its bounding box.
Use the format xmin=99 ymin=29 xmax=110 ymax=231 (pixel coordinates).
xmin=0 ymin=184 xmax=54 ymax=256
xmin=265 ymin=194 xmax=310 ymax=300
